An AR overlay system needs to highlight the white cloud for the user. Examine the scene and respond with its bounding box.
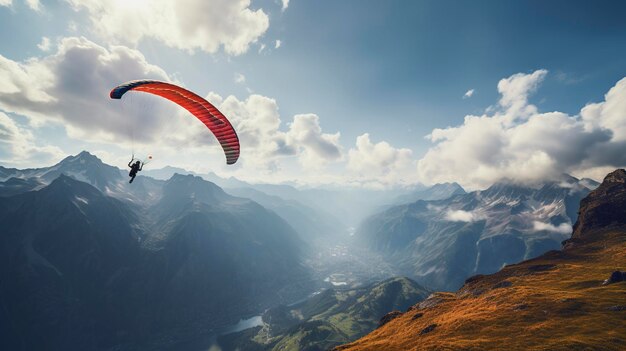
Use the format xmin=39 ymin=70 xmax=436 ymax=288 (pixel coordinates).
xmin=65 ymin=0 xmax=269 ymax=55
xmin=217 ymin=94 xmax=342 ymax=170
xmin=532 ymin=221 xmax=572 ymax=234
xmin=347 ymin=133 xmax=415 ymax=185
xmin=0 ymin=112 xmax=64 ymax=166
xmin=580 ymin=77 xmax=626 ymax=141
xmin=286 ymin=114 xmax=342 ymax=167
xmin=0 ymin=36 xmax=191 ymax=145
xmin=0 ymin=0 xmax=11 ymax=7
xmin=37 ymin=37 xmax=51 ymax=51
xmin=218 ymin=93 xmax=286 ymax=165
xmin=497 ymin=69 xmax=547 ymax=121
xmin=234 ymin=72 xmax=246 ymax=84
xmin=463 ymin=89 xmax=474 ymax=99
xmin=0 ymin=52 xmax=56 ymax=102
xmin=445 ymin=209 xmax=484 ymax=223
xmin=275 ymin=40 xmax=282 ymax=49
xmin=0 ymin=37 xmax=349 ymax=181
xmin=281 ymin=0 xmax=289 ymax=12
xmin=426 ymin=203 xmax=444 ymax=212
xmin=417 ymin=70 xmax=626 ymax=189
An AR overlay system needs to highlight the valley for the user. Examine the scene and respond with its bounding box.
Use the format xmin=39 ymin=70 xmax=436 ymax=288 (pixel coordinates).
xmin=0 ymin=152 xmax=620 ymax=351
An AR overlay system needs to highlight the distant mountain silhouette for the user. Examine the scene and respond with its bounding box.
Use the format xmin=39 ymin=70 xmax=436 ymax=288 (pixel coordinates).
xmin=226 ymin=186 xmax=345 ymax=246
xmin=393 ymin=182 xmax=465 ymax=205
xmin=0 ymin=176 xmax=44 ymax=197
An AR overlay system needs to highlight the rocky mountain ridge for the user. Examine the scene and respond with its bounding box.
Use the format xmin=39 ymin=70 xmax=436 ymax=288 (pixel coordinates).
xmin=356 ymin=174 xmax=593 ymax=291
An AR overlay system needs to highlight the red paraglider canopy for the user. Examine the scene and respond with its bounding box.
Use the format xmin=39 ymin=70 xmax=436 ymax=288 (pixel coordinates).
xmin=110 ymin=80 xmax=240 ymax=165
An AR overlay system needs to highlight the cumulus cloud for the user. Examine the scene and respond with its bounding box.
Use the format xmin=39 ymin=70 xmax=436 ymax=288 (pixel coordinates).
xmin=347 ymin=133 xmax=415 ymax=185
xmin=0 ymin=112 xmax=64 ymax=166
xmin=275 ymin=40 xmax=282 ymax=49
xmin=218 ymin=93 xmax=287 ymax=164
xmin=0 ymin=36 xmax=353 ymax=183
xmin=0 ymin=36 xmax=182 ymax=144
xmin=286 ymin=114 xmax=342 ymax=167
xmin=37 ymin=37 xmax=51 ymax=51
xmin=0 ymin=0 xmax=11 ymax=7
xmin=463 ymin=89 xmax=474 ymax=99
xmin=217 ymin=94 xmax=342 ymax=170
xmin=532 ymin=221 xmax=572 ymax=234
xmin=580 ymin=78 xmax=626 ymax=141
xmin=498 ymin=69 xmax=547 ymax=120
xmin=281 ymin=0 xmax=289 ymax=12
xmin=65 ymin=0 xmax=269 ymax=55
xmin=417 ymin=70 xmax=626 ymax=189
xmin=0 ymin=37 xmax=346 ymax=174
xmin=445 ymin=209 xmax=484 ymax=223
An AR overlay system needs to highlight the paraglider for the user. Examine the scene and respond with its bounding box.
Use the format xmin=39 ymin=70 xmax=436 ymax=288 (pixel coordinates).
xmin=110 ymin=80 xmax=240 ymax=166
xmin=126 ymin=154 xmax=152 ymax=183
xmin=127 ymin=157 xmax=143 ymax=184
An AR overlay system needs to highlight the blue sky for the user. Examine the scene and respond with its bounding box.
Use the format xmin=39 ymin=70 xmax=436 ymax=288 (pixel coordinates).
xmin=1 ymin=0 xmax=625 ymax=188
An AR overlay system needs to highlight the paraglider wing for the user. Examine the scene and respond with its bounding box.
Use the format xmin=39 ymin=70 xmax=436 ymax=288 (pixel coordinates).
xmin=110 ymin=80 xmax=240 ymax=165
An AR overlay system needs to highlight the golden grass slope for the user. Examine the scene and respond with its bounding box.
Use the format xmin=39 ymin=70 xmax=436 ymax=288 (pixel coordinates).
xmin=335 ymin=229 xmax=626 ymax=351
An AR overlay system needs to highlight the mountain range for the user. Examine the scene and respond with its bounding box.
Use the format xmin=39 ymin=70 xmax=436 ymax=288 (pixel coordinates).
xmin=0 ymin=152 xmax=313 ymax=350
xmin=335 ymin=169 xmax=626 ymax=351
xmin=1 ymin=151 xmax=615 ymax=351
xmin=356 ymin=175 xmax=597 ymax=291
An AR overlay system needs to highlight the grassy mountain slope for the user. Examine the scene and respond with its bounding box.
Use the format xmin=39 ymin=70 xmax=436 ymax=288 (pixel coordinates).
xmin=219 ymin=277 xmax=430 ymax=351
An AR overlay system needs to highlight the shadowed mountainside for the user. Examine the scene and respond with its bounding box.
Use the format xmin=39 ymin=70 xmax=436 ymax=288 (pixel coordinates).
xmin=0 ymin=169 xmax=312 ymax=350
xmin=335 ymin=169 xmax=626 ymax=351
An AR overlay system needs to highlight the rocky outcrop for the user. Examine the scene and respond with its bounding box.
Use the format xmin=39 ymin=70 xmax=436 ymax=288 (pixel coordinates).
xmin=608 ymin=305 xmax=626 ymax=311
xmin=572 ymin=169 xmax=626 ymax=239
xmin=419 ymin=324 xmax=437 ymax=335
xmin=603 ymin=271 xmax=626 ymax=285
xmin=378 ymin=311 xmax=402 ymax=328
